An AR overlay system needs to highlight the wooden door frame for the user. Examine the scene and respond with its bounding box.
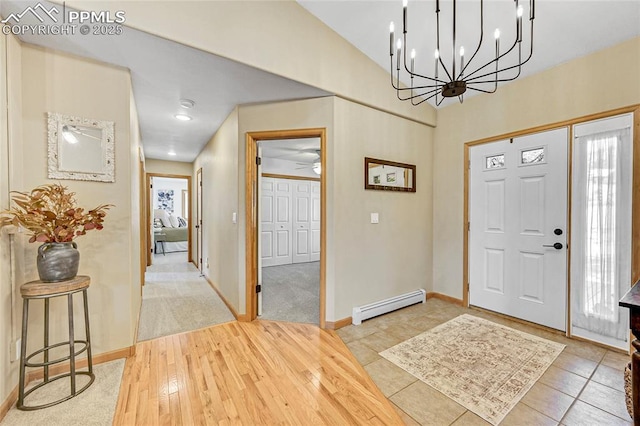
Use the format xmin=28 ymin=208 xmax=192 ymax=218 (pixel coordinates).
xmin=245 ymin=128 xmax=327 ymax=328
xmin=195 ymin=168 xmax=203 ymax=270
xmin=139 ymin=149 xmax=146 ymax=289
xmin=146 ymin=172 xmax=193 ymax=264
xmin=463 ymin=105 xmax=640 ymax=336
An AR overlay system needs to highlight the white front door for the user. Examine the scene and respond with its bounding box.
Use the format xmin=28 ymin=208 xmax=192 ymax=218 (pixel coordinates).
xmin=469 ymin=128 xmax=568 ymax=331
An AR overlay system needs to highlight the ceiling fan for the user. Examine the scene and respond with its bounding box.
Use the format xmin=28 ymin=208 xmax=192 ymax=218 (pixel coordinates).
xmin=62 ymin=124 xmax=100 ymax=144
xmin=294 ymin=149 xmax=322 ymax=175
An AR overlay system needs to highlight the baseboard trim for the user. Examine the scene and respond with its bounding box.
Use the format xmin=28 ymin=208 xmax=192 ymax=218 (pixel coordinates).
xmin=326 ymin=317 xmax=352 ymax=330
xmin=426 ymin=292 xmax=464 ymax=306
xmin=204 ymin=276 xmax=244 ymax=321
xmin=26 ymin=346 xmax=133 ymax=383
xmin=0 ymin=386 xmax=18 ymax=423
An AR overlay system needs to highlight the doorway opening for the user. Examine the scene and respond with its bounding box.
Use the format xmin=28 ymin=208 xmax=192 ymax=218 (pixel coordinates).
xmin=146 ymin=173 xmax=192 ymax=267
xmin=245 ymin=129 xmax=326 ymax=328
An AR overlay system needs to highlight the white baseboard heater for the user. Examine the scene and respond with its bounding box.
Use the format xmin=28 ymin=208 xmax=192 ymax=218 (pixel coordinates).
xmin=352 ymin=289 xmax=426 ymax=325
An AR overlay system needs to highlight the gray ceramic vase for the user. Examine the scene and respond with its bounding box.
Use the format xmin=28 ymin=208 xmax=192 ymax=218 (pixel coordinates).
xmin=37 ymin=242 xmax=79 ymax=282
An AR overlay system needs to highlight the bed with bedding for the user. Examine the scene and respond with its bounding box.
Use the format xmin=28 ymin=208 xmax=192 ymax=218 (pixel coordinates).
xmin=154 ymin=209 xmax=189 ymax=253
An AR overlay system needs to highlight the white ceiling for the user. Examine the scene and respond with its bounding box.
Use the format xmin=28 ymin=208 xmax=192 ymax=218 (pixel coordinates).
xmin=298 ymin=0 xmax=640 ymax=106
xmin=260 ymin=138 xmax=321 ymax=164
xmin=0 ymin=0 xmax=329 ymax=162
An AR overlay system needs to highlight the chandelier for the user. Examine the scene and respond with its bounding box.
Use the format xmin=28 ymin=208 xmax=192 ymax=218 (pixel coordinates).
xmin=389 ymin=0 xmax=535 ymax=105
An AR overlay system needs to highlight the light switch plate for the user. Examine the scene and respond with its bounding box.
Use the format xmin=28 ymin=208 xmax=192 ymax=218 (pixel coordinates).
xmin=371 ymin=213 xmax=379 ymax=224
xmin=232 ymin=212 xmax=237 ymax=223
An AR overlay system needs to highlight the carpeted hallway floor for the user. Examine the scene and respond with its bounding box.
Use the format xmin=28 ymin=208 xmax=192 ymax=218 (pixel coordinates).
xmin=260 ymin=261 xmax=320 ymax=325
xmin=1 ymin=359 xmax=125 ymax=425
xmin=136 ymin=252 xmax=235 ymax=341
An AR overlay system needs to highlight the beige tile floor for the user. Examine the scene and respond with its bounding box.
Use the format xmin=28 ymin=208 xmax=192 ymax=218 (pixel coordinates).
xmin=337 ymin=298 xmax=632 ymax=426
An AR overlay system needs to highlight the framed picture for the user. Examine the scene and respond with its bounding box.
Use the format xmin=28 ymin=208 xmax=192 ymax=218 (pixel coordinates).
xmin=386 ymin=172 xmax=396 ymax=183
xmin=364 ymin=157 xmax=416 ymax=193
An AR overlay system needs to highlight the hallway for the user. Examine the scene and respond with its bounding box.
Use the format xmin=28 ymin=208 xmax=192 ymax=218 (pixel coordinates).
xmin=137 ymin=253 xmax=234 ymax=341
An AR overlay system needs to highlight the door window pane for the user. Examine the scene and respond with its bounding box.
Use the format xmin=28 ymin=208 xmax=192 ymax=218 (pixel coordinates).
xmin=521 ymin=147 xmax=545 ymax=165
xmin=486 ymin=154 xmax=505 ymax=169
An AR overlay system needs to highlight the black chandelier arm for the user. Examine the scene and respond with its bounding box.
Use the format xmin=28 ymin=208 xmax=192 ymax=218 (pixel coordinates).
xmin=404 ymin=69 xmax=448 ymax=85
xmin=396 ymin=86 xmax=441 ymax=103
xmin=462 ymin=6 xmax=528 ymax=81
xmin=466 ymin=25 xmax=533 ymax=82
xmin=401 ymin=34 xmax=448 ymax=85
xmin=461 ymin=37 xmax=520 ymax=81
xmin=466 ymin=85 xmax=499 ymax=95
xmin=464 ymin=26 xmax=534 ymax=83
xmin=458 ymin=0 xmax=484 ymax=80
xmin=394 ymin=82 xmax=442 ymax=92
xmin=411 ymin=88 xmax=443 ymax=105
xmin=435 ymin=1 xmax=454 ymax=82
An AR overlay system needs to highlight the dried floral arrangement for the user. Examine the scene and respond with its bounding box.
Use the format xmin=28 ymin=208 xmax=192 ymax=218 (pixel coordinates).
xmin=0 ymin=183 xmax=113 ymax=243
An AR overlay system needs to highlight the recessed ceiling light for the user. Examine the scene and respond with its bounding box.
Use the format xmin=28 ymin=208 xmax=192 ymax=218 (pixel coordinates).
xmin=168 ymin=151 xmax=177 ymax=156
xmin=174 ymin=114 xmax=192 ymax=121
xmin=179 ymin=99 xmax=195 ymax=109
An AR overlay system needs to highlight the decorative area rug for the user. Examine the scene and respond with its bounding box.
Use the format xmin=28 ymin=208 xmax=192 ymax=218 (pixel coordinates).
xmin=380 ymin=314 xmax=565 ymax=425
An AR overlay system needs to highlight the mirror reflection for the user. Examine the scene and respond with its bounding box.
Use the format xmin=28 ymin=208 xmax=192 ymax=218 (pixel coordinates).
xmin=59 ymin=125 xmax=105 ymax=173
xmin=364 ymin=157 xmax=416 ymax=192
xmin=47 ymin=112 xmax=115 ymax=182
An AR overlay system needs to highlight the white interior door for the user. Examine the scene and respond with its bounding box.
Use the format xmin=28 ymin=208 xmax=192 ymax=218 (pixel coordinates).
xmin=469 ymin=128 xmax=568 ymax=331
xmin=261 ymin=178 xmax=293 ymax=267
xmin=310 ymin=181 xmax=321 ymax=262
xmin=293 ymin=181 xmax=311 ymax=264
xmin=261 ymin=177 xmax=277 ymax=267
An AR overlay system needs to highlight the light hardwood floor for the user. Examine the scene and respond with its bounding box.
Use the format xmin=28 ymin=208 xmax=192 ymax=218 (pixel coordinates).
xmin=113 ymin=320 xmax=402 ymax=425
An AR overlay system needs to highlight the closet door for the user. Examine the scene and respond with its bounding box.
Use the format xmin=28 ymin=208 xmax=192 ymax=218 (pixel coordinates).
xmin=261 ymin=177 xmax=277 ymax=267
xmin=273 ymin=180 xmax=293 ymax=265
xmin=261 ymin=178 xmax=292 ymax=267
xmin=293 ymin=181 xmax=311 ymax=263
xmin=310 ymin=181 xmax=321 ymax=262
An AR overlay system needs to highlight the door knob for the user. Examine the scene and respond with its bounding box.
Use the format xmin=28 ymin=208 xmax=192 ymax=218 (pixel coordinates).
xmin=543 ymin=242 xmax=563 ymax=250
xmin=554 ymin=228 xmax=563 ymax=235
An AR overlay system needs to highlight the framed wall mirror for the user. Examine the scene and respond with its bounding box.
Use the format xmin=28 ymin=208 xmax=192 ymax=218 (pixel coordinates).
xmin=365 ymin=157 xmax=416 ymax=192
xmin=47 ymin=112 xmax=115 ymax=182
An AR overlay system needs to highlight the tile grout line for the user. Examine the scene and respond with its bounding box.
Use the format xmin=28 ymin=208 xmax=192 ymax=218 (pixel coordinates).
xmin=556 ymin=351 xmax=629 ymax=425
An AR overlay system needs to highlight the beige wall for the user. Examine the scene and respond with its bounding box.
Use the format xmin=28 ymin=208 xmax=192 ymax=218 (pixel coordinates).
xmin=433 ymin=37 xmax=640 ymax=300
xmin=145 ymin=158 xmax=193 ymax=177
xmin=193 ymin=108 xmax=240 ymax=311
xmin=3 ymin=45 xmax=140 ymax=388
xmin=332 ymin=97 xmax=433 ymax=320
xmin=202 ymin=96 xmax=432 ymax=322
xmin=0 ymin=28 xmax=22 ymax=408
xmin=60 ymin=0 xmax=435 ymax=127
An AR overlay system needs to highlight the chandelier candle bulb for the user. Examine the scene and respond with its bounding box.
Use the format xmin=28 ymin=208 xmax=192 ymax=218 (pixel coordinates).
xmin=403 ymin=0 xmax=408 ymax=33
xmin=389 ymin=22 xmax=395 ymax=55
xmin=517 ymin=5 xmax=524 ymax=41
xmin=434 ymin=49 xmax=439 ymax=78
xmin=410 ymin=49 xmax=415 ymax=73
